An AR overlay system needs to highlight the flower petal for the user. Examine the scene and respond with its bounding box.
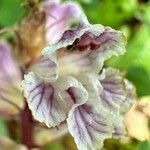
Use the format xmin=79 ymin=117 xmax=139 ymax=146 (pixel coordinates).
xmin=0 ymin=42 xmax=21 ymax=86
xmin=99 ymin=67 xmax=126 ymax=112
xmin=67 ymin=103 xmax=113 ymax=150
xmin=31 ymin=52 xmax=58 ymax=82
xmin=112 ymin=115 xmax=126 ymax=138
xmin=43 ymin=24 xmax=126 ymax=74
xmin=67 ymin=74 xmax=113 ymax=150
xmin=74 ymin=73 xmax=102 ymax=102
xmin=120 ymin=79 xmax=136 ymax=114
xmin=0 ymin=42 xmax=24 ymax=117
xmin=44 ymin=1 xmax=86 ymax=44
xmin=22 ymin=72 xmax=87 ymax=127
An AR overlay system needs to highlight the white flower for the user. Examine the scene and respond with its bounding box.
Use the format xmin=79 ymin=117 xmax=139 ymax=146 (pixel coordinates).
xmin=22 ymin=10 xmax=135 ymax=150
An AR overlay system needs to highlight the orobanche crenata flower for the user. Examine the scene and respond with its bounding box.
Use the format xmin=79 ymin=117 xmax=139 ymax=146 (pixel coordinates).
xmin=22 ymin=6 xmax=136 ymax=150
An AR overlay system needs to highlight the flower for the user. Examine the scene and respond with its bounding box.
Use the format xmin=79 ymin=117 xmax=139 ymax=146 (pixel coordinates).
xmin=0 ymin=42 xmax=24 ymax=117
xmin=22 ymin=11 xmax=135 ymax=150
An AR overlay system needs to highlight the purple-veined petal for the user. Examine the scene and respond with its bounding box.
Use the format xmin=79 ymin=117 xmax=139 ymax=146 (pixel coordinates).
xmin=31 ymin=52 xmax=58 ymax=82
xmin=67 ymin=74 xmax=113 ymax=150
xmin=22 ymin=72 xmax=87 ymax=127
xmin=120 ymin=79 xmax=136 ymax=114
xmin=99 ymin=67 xmax=126 ymax=112
xmin=43 ymin=23 xmax=126 ymax=74
xmin=112 ymin=115 xmax=126 ymax=138
xmin=57 ymin=48 xmax=104 ymax=75
xmin=67 ymin=103 xmax=113 ymax=150
xmin=43 ymin=25 xmax=104 ymax=75
xmin=44 ymin=0 xmax=87 ymax=44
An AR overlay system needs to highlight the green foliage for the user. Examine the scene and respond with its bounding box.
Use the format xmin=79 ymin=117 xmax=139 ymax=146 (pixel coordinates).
xmin=44 ymin=141 xmax=64 ymax=150
xmin=0 ymin=0 xmax=26 ymax=27
xmin=138 ymin=141 xmax=150 ymax=150
xmin=73 ymin=0 xmax=138 ymax=28
xmin=0 ymin=119 xmax=8 ymax=136
xmin=126 ymin=67 xmax=150 ymax=97
xmin=104 ymin=139 xmax=150 ymax=150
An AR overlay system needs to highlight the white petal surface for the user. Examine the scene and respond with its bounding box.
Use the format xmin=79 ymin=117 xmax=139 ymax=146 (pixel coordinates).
xmin=99 ymin=68 xmax=126 ymax=112
xmin=67 ymin=74 xmax=113 ymax=150
xmin=43 ymin=24 xmax=126 ymax=74
xmin=112 ymin=115 xmax=126 ymax=138
xmin=120 ymin=79 xmax=136 ymax=114
xmin=31 ymin=52 xmax=57 ymax=82
xmin=67 ymin=103 xmax=113 ymax=150
xmin=22 ymin=72 xmax=87 ymax=127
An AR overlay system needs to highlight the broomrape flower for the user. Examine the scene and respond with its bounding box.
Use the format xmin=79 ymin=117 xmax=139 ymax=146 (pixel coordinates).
xmin=22 ymin=10 xmax=135 ymax=150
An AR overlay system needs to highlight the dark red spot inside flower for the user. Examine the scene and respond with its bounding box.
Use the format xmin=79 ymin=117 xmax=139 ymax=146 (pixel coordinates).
xmin=66 ymin=30 xmax=115 ymax=52
xmin=90 ymin=43 xmax=100 ymax=50
xmin=74 ymin=32 xmax=105 ymax=51
xmin=77 ymin=32 xmax=94 ymax=51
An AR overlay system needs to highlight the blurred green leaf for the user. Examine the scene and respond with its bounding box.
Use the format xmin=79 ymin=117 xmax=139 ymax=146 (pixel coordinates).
xmin=140 ymin=3 xmax=150 ymax=27
xmin=138 ymin=141 xmax=150 ymax=150
xmin=0 ymin=119 xmax=8 ymax=136
xmin=44 ymin=141 xmax=64 ymax=150
xmin=74 ymin=0 xmax=138 ymax=28
xmin=0 ymin=0 xmax=25 ymax=27
xmin=104 ymin=138 xmax=137 ymax=150
xmin=126 ymin=67 xmax=150 ymax=97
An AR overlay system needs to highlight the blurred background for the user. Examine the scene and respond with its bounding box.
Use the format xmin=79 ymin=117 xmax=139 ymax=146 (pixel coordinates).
xmin=0 ymin=0 xmax=150 ymax=149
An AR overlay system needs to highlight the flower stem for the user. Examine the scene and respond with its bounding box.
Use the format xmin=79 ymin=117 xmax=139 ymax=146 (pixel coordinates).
xmin=20 ymin=101 xmax=35 ymax=149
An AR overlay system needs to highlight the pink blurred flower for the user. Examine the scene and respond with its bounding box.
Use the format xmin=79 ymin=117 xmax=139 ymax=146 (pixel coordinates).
xmin=0 ymin=42 xmax=24 ymax=117
xmin=0 ymin=42 xmax=21 ymax=86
